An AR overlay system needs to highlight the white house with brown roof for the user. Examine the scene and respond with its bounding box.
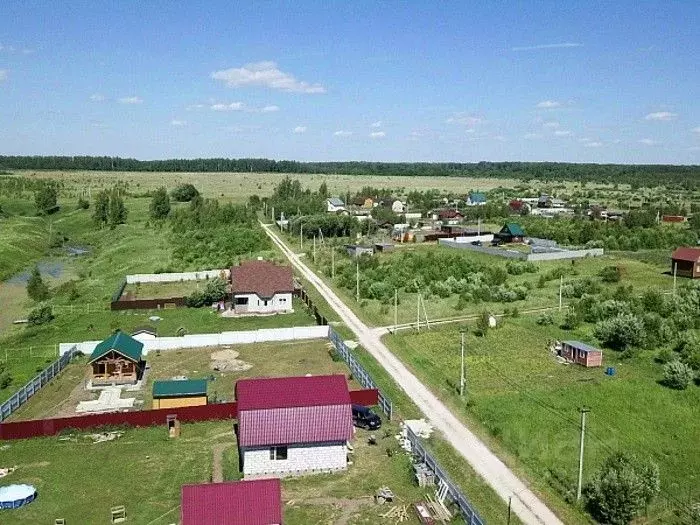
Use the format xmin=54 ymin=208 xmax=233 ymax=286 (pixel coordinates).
xmin=235 ymin=375 xmax=353 ymax=478
xmin=230 ymin=260 xmax=294 ymax=314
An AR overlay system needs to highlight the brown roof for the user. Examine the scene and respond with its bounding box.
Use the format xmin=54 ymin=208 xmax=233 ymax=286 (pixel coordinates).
xmin=672 ymin=247 xmax=700 ymax=262
xmin=230 ymin=260 xmax=294 ymax=298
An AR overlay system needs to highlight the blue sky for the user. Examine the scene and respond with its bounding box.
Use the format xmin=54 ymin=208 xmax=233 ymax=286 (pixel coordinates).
xmin=1 ymin=1 xmax=699 ymax=163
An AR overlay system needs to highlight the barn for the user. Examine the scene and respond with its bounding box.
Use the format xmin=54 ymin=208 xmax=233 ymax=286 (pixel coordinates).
xmin=151 ymin=379 xmax=208 ymax=409
xmin=88 ymin=331 xmax=144 ymax=386
xmin=236 ymin=374 xmax=353 ymax=478
xmin=560 ymin=341 xmax=603 ymax=368
xmin=230 ymin=260 xmax=294 ymax=314
xmin=671 ymin=247 xmax=700 ymax=279
xmin=181 ymin=478 xmax=282 ymax=525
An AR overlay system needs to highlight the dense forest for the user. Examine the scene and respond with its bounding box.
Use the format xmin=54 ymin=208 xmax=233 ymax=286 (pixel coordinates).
xmin=1 ymin=156 xmax=699 ymax=188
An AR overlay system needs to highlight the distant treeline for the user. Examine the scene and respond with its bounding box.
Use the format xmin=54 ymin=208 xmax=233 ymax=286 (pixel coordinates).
xmin=1 ymin=156 xmax=699 ymax=188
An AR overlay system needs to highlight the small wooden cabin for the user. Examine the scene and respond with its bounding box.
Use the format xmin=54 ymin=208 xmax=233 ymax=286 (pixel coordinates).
xmin=560 ymin=340 xmax=603 ymax=368
xmin=152 ymin=379 xmax=208 ymax=409
xmin=89 ymin=331 xmax=144 ymax=386
xmin=671 ymin=247 xmax=700 ymax=279
xmin=496 ymin=223 xmax=526 ymax=243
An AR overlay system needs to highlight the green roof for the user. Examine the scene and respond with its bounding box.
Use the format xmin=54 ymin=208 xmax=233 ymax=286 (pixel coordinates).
xmin=89 ymin=331 xmax=144 ymax=364
xmin=152 ymin=379 xmax=208 ymax=398
xmin=502 ymin=223 xmax=525 ymax=236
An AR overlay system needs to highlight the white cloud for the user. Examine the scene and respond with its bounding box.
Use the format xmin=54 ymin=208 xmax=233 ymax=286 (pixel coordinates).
xmin=554 ymin=130 xmax=572 ymax=136
xmin=171 ymin=119 xmax=187 ymax=127
xmin=293 ymin=126 xmax=307 ymax=134
xmin=261 ymin=105 xmax=280 ymax=113
xmin=186 ymin=103 xmax=205 ymax=111
xmin=691 ymin=126 xmax=700 ymax=134
xmin=369 ymin=131 xmax=386 ymax=138
xmin=89 ymin=93 xmax=105 ymax=102
xmin=119 ymin=96 xmax=143 ymax=104
xmin=644 ymin=111 xmax=677 ymax=121
xmin=333 ymin=130 xmax=353 ymax=137
xmin=0 ymin=70 xmax=7 ymax=82
xmin=524 ymin=133 xmax=542 ymax=140
xmin=371 ymin=121 xmax=382 ymax=128
xmin=543 ymin=121 xmax=560 ymax=129
xmin=638 ymin=138 xmax=659 ymax=145
xmin=211 ymin=102 xmax=245 ymax=111
xmin=211 ymin=61 xmax=325 ymax=94
xmin=447 ymin=113 xmax=483 ymax=125
xmin=584 ymin=141 xmax=603 ymax=148
xmin=536 ymin=100 xmax=562 ymax=109
xmin=512 ymin=42 xmax=582 ymax=51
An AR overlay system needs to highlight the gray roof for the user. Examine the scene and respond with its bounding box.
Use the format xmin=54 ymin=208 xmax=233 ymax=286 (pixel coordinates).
xmin=328 ymin=197 xmax=345 ymax=206
xmin=563 ymin=340 xmax=601 ymax=353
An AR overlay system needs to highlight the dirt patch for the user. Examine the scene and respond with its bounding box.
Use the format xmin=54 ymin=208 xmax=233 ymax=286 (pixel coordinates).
xmin=292 ymin=497 xmax=374 ymax=525
xmin=211 ymin=442 xmax=236 ymax=483
xmin=210 ymin=349 xmax=252 ymax=373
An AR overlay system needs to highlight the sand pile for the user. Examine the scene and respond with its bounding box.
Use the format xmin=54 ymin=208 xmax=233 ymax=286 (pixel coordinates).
xmin=210 ymin=349 xmax=253 ymax=372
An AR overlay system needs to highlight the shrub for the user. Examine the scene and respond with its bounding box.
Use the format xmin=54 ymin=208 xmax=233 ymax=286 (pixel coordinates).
xmin=655 ymin=347 xmax=675 ymax=364
xmin=584 ymin=452 xmax=660 ymax=525
xmin=561 ymin=309 xmax=580 ymax=330
xmin=26 ymin=266 xmax=50 ymax=302
xmin=76 ymin=197 xmax=90 ymax=210
xmin=27 ymin=304 xmax=54 ymax=326
xmin=536 ymin=312 xmax=555 ymax=325
xmin=662 ymin=360 xmax=694 ymax=390
xmin=594 ymin=314 xmax=645 ymax=351
xmin=475 ymin=311 xmax=491 ymax=336
xmin=35 ymin=184 xmax=58 ymax=214
xmin=599 ymin=265 xmax=622 ymax=283
xmin=185 ymin=278 xmax=228 ymax=308
xmin=171 ymin=183 xmax=200 ymax=202
xmin=149 ymin=187 xmax=171 ymax=219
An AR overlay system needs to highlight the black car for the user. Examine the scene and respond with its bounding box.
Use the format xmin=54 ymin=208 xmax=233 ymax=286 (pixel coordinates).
xmin=352 ymin=404 xmax=382 ymax=430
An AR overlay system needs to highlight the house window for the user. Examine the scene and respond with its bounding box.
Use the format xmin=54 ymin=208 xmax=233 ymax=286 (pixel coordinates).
xmin=263 ymin=299 xmax=269 ymax=306
xmin=279 ymin=298 xmax=286 ymax=303
xmin=235 ymin=297 xmax=249 ymax=305
xmin=269 ymin=446 xmax=288 ymax=460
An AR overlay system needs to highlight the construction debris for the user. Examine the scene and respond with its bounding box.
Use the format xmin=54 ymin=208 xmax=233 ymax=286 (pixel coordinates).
xmin=210 ymin=349 xmax=252 ymax=372
xmin=413 ymin=462 xmax=435 ymax=487
xmin=0 ymin=466 xmax=16 ymax=478
xmin=381 ymin=504 xmax=410 ymax=522
xmin=375 ymin=487 xmax=395 ymax=504
xmin=87 ymin=431 xmax=124 ymax=444
xmin=396 ymin=419 xmax=434 ymax=453
xmin=413 ymin=502 xmax=437 ymax=524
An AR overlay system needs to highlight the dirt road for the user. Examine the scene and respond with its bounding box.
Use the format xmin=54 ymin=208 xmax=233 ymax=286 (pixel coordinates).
xmin=262 ymin=223 xmax=564 ymax=525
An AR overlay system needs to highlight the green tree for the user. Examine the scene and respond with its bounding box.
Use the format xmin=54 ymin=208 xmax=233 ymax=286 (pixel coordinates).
xmin=318 ymin=181 xmax=329 ymax=199
xmin=27 ymin=303 xmax=54 ymax=326
xmin=108 ymin=189 xmax=127 ymax=229
xmin=476 ymin=311 xmax=491 ymax=336
xmin=26 ymin=266 xmax=50 ymax=301
xmin=171 ymin=183 xmax=199 ymax=202
xmin=149 ymin=187 xmax=171 ymax=220
xmin=76 ymin=197 xmax=90 ymax=210
xmin=663 ymin=360 xmax=694 ymax=390
xmin=593 ymin=314 xmax=645 ymax=351
xmin=584 ymin=452 xmax=660 ymax=525
xmin=93 ymin=190 xmax=110 ymax=227
xmin=34 ymin=184 xmax=58 ymax=214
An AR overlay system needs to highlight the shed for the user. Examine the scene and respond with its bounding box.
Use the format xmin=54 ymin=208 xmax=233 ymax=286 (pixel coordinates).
xmin=671 ymin=247 xmax=700 ymax=278
xmin=496 ymin=223 xmax=526 ymax=243
xmin=235 ymin=374 xmax=353 ymax=477
xmin=374 ymin=242 xmax=394 ymax=252
xmin=181 ymin=479 xmax=282 ymax=525
xmin=152 ymin=379 xmax=208 ymax=409
xmin=560 ymin=341 xmax=603 ymax=368
xmin=88 ymin=331 xmax=144 ymax=386
xmin=346 ymin=245 xmax=374 ymax=258
xmin=466 ymin=192 xmax=487 ymax=206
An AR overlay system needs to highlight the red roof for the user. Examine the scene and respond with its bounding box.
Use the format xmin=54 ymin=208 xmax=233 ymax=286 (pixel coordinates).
xmin=181 ymin=479 xmax=282 ymax=525
xmin=236 ymin=375 xmax=353 ymax=447
xmin=672 ymin=247 xmax=700 ymax=262
xmin=231 ymin=260 xmax=294 ymax=299
xmin=437 ymin=209 xmax=463 ymax=219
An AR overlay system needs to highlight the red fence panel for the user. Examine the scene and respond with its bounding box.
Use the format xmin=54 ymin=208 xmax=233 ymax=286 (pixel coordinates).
xmin=349 ymin=389 xmax=379 ymax=407
xmin=0 ymin=402 xmax=238 ymax=440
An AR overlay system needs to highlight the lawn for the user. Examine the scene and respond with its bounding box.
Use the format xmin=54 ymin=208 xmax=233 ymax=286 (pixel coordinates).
xmin=383 ymin=317 xmax=700 ymax=523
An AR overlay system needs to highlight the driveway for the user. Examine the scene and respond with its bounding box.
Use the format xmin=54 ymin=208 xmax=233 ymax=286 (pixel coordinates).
xmin=262 ymin=223 xmax=564 ymax=525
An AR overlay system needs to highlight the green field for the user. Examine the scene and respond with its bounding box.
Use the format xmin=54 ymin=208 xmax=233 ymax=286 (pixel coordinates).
xmin=383 ymin=318 xmax=700 ymax=523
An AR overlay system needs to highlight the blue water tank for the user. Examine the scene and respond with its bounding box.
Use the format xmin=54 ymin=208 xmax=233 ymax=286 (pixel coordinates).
xmin=606 ymin=367 xmax=616 ymax=376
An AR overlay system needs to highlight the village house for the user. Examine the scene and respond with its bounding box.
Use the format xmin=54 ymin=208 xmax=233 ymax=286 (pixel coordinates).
xmin=466 ymin=192 xmax=487 ymax=206
xmin=230 ymin=260 xmax=294 ymax=314
xmin=131 ymin=326 xmax=157 ymax=342
xmin=235 ymin=375 xmax=354 ymax=478
xmin=671 ymin=247 xmax=700 ymax=279
xmin=181 ymin=478 xmax=282 ymax=525
xmin=326 ymin=197 xmax=346 ymax=213
xmin=495 ymin=223 xmax=526 ymax=243
xmin=152 ymin=379 xmax=208 ymax=409
xmin=88 ymin=330 xmax=144 ymax=386
xmin=391 ymin=199 xmax=406 ymax=213
xmin=432 ymin=209 xmax=464 ymax=224
xmin=559 ymin=341 xmax=603 ymax=368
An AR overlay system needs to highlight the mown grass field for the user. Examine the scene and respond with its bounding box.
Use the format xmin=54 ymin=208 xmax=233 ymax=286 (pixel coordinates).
xmin=383 ymin=318 xmax=700 ymax=524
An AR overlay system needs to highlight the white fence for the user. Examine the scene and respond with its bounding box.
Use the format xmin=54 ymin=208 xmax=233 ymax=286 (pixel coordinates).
xmin=527 ymin=248 xmax=604 ymax=261
xmin=59 ymin=326 xmax=330 ymax=357
xmin=125 ymin=269 xmax=229 ymax=284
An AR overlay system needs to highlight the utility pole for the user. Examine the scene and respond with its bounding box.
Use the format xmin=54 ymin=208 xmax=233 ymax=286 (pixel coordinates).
xmin=576 ymin=407 xmax=590 ymax=502
xmin=559 ymin=275 xmax=563 ymax=311
xmin=331 ymin=250 xmax=335 ymax=279
xmin=271 ymin=206 xmax=275 ymax=222
xmin=416 ymin=292 xmax=421 ymax=332
xmin=507 ymin=495 xmax=512 ymax=525
xmin=300 ymin=223 xmax=303 ymax=251
xmin=313 ymin=235 xmax=316 ymax=263
xmin=355 ymin=258 xmax=360 ymax=302
xmin=394 ymin=288 xmax=398 ymax=331
xmin=459 ymin=330 xmax=466 ymax=397
xmin=673 ymin=262 xmax=678 ymax=295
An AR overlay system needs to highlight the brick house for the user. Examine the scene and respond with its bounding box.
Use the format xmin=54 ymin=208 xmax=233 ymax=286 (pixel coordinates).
xmin=230 ymin=260 xmax=294 ymax=314
xmin=181 ymin=478 xmax=282 ymax=525
xmin=235 ymin=375 xmax=353 ymax=478
xmin=88 ymin=331 xmax=144 ymax=386
xmin=560 ymin=341 xmax=603 ymax=368
xmin=671 ymin=247 xmax=700 ymax=278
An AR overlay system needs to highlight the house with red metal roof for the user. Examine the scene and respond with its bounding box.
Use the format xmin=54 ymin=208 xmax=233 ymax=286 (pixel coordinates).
xmin=671 ymin=247 xmax=700 ymax=279
xmin=235 ymin=374 xmax=353 ymax=477
xmin=181 ymin=478 xmax=282 ymax=525
xmin=230 ymin=260 xmax=294 ymax=314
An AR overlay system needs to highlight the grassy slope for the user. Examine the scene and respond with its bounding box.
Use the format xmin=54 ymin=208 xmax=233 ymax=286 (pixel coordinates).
xmin=384 ymin=318 xmax=700 ymax=523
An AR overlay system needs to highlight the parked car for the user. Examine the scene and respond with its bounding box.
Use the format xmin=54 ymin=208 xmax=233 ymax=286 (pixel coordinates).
xmin=352 ymin=404 xmax=382 ymax=430
xmin=471 ymin=240 xmax=482 ymax=246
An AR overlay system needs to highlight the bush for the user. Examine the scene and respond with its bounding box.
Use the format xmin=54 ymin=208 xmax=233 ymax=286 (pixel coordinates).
xmin=475 ymin=311 xmax=491 ymax=336
xmin=149 ymin=187 xmax=171 ymax=219
xmin=171 ymin=183 xmax=200 ymax=202
xmin=662 ymin=360 xmax=694 ymax=390
xmin=599 ymin=265 xmax=622 ymax=283
xmin=77 ymin=197 xmax=90 ymax=210
xmin=536 ymin=312 xmax=555 ymax=325
xmin=27 ymin=304 xmax=54 ymax=326
xmin=35 ymin=184 xmax=58 ymax=214
xmin=584 ymin=452 xmax=660 ymax=525
xmin=561 ymin=309 xmax=580 ymax=330
xmin=185 ymin=278 xmax=228 ymax=307
xmin=506 ymin=260 xmax=536 ymax=275
xmin=594 ymin=314 xmax=645 ymax=351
